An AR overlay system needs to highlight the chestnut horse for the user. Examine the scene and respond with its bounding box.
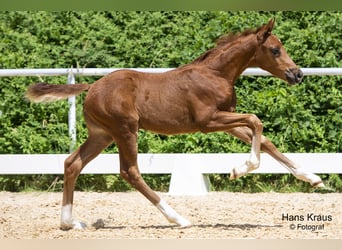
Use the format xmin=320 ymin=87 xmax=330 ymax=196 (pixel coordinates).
xmin=26 ymin=19 xmax=324 ymax=229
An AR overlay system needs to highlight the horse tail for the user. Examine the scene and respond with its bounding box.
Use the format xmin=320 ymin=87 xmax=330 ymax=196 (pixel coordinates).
xmin=25 ymin=82 xmax=91 ymax=103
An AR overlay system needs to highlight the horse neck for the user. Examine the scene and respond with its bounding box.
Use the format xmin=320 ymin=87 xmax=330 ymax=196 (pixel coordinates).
xmin=202 ymin=35 xmax=258 ymax=82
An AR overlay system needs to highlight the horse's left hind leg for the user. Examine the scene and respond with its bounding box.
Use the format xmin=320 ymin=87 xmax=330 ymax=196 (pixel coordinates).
xmin=115 ymin=129 xmax=191 ymax=227
xmin=226 ymin=127 xmax=324 ymax=187
xmin=61 ymin=132 xmax=113 ymax=230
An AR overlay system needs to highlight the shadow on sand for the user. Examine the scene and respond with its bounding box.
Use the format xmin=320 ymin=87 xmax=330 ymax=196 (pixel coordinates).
xmin=138 ymin=223 xmax=283 ymax=230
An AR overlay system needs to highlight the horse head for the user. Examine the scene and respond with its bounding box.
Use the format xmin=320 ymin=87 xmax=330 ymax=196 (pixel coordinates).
xmin=253 ymin=18 xmax=303 ymax=84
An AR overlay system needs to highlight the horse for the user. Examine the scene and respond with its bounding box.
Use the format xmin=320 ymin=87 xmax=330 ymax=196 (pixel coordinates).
xmin=25 ymin=18 xmax=324 ymax=229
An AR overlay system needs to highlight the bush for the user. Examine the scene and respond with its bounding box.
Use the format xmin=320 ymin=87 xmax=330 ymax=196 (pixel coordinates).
xmin=0 ymin=11 xmax=341 ymax=192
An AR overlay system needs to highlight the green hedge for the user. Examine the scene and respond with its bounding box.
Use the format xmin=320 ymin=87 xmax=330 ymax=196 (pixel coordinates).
xmin=0 ymin=11 xmax=341 ymax=192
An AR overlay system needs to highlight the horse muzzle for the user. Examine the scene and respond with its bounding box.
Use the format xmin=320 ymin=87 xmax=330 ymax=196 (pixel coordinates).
xmin=285 ymin=68 xmax=303 ymax=84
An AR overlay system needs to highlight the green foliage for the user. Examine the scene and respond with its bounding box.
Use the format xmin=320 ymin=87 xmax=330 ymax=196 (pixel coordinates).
xmin=0 ymin=174 xmax=63 ymax=192
xmin=0 ymin=11 xmax=341 ymax=192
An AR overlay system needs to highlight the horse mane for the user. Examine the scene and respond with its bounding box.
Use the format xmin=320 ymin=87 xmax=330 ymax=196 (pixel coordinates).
xmin=192 ymin=26 xmax=262 ymax=64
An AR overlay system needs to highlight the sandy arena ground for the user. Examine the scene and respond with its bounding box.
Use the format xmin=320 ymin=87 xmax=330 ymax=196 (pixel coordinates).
xmin=0 ymin=191 xmax=341 ymax=239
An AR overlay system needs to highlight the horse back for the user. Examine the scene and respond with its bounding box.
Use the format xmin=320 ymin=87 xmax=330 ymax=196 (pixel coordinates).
xmin=84 ymin=68 xmax=236 ymax=135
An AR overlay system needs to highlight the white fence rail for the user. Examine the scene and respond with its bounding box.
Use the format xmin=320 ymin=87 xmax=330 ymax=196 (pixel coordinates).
xmin=1 ymin=67 xmax=342 ymax=76
xmin=0 ymin=153 xmax=341 ymax=195
xmin=1 ymin=68 xmax=341 ymax=194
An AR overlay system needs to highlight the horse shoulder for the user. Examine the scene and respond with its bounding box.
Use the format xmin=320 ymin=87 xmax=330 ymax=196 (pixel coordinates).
xmin=184 ymin=68 xmax=235 ymax=109
xmin=175 ymin=67 xmax=235 ymax=128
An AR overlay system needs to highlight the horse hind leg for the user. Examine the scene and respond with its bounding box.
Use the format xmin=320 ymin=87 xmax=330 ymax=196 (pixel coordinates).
xmin=260 ymin=134 xmax=324 ymax=187
xmin=61 ymin=132 xmax=113 ymax=230
xmin=226 ymin=127 xmax=324 ymax=187
xmin=116 ymin=130 xmax=191 ymax=228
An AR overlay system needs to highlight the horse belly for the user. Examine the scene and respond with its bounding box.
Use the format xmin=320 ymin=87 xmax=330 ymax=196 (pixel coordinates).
xmin=138 ymin=108 xmax=197 ymax=135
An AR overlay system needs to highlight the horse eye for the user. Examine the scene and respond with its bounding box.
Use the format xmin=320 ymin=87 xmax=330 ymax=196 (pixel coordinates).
xmin=271 ymin=47 xmax=281 ymax=57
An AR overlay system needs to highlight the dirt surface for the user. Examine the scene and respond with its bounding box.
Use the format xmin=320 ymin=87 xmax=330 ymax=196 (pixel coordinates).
xmin=0 ymin=191 xmax=341 ymax=239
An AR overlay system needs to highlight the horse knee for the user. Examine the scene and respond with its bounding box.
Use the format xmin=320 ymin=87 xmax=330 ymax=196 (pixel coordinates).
xmin=248 ymin=114 xmax=263 ymax=132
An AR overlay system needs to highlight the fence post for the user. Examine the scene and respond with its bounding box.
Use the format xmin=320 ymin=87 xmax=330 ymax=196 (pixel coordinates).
xmin=168 ymin=155 xmax=211 ymax=195
xmin=67 ymin=68 xmax=76 ymax=152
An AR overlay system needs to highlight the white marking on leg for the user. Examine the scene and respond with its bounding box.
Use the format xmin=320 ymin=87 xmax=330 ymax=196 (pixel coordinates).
xmin=276 ymin=161 xmax=324 ymax=187
xmin=60 ymin=204 xmax=86 ymax=230
xmin=230 ymin=160 xmax=258 ymax=180
xmin=61 ymin=204 xmax=73 ymax=229
xmin=292 ymin=168 xmax=324 ymax=187
xmin=230 ymin=138 xmax=260 ymax=180
xmin=249 ymin=143 xmax=260 ymax=169
xmin=156 ymin=199 xmax=191 ymax=228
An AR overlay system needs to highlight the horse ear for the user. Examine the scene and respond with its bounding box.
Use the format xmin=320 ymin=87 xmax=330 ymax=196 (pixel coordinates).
xmin=257 ymin=18 xmax=275 ymax=44
xmin=266 ymin=17 xmax=275 ymax=31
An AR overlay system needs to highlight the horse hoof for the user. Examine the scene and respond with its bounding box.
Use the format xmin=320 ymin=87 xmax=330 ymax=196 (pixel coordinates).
xmin=180 ymin=223 xmax=192 ymax=228
xmin=60 ymin=220 xmax=87 ymax=230
xmin=229 ymin=168 xmax=237 ymax=180
xmin=167 ymin=216 xmax=192 ymax=228
xmin=72 ymin=221 xmax=87 ymax=230
xmin=178 ymin=218 xmax=192 ymax=228
xmin=313 ymin=181 xmax=325 ymax=188
xmin=60 ymin=224 xmax=73 ymax=231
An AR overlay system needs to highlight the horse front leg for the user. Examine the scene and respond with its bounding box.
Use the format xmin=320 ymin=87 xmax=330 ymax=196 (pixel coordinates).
xmin=228 ymin=116 xmax=263 ymax=179
xmin=203 ymin=112 xmax=264 ymax=179
xmin=226 ymin=127 xmax=324 ymax=187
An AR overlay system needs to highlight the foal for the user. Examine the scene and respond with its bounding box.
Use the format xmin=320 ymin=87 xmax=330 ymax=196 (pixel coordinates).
xmin=26 ymin=19 xmax=324 ymax=229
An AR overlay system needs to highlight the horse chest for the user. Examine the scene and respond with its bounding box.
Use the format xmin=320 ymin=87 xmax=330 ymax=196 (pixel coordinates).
xmin=218 ymin=87 xmax=237 ymax=112
xmin=199 ymin=83 xmax=236 ymax=112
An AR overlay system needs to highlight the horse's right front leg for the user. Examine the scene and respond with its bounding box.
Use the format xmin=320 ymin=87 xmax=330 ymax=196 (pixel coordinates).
xmin=203 ymin=112 xmax=264 ymax=179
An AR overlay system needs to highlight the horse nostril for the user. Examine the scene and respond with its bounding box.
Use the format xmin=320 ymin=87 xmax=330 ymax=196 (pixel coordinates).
xmin=297 ymin=69 xmax=303 ymax=80
xmin=285 ymin=68 xmax=303 ymax=84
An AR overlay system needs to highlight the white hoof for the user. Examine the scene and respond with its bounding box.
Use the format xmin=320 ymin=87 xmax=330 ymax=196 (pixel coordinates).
xmin=156 ymin=199 xmax=192 ymax=228
xmin=167 ymin=215 xmax=192 ymax=228
xmin=313 ymin=182 xmax=325 ymax=188
xmin=230 ymin=160 xmax=259 ymax=180
xmin=61 ymin=204 xmax=87 ymax=230
xmin=293 ymin=168 xmax=324 ymax=187
xmin=177 ymin=218 xmax=192 ymax=228
xmin=230 ymin=168 xmax=239 ymax=180
xmin=73 ymin=221 xmax=87 ymax=230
